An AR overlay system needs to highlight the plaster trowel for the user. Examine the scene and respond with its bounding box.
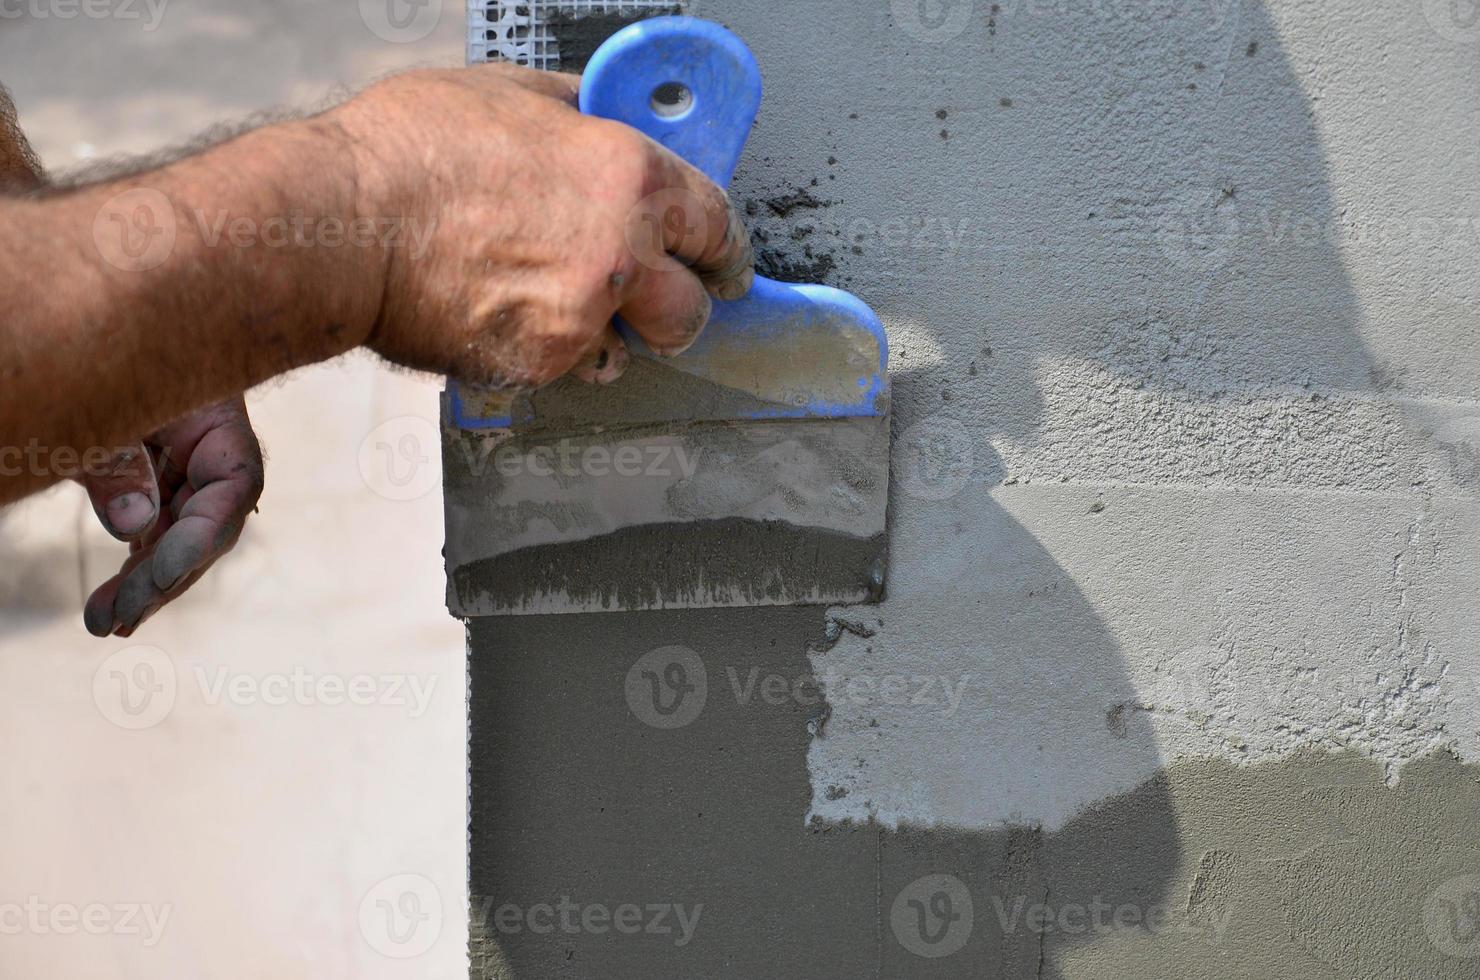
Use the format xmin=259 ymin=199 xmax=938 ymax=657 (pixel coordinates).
xmin=441 ymin=16 xmax=890 ymax=616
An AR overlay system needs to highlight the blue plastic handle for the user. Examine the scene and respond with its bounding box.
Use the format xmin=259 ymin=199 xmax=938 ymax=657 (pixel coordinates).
xmin=451 ymin=16 xmax=888 ymax=429
xmin=583 ymin=17 xmax=887 ymax=417
xmin=580 ymin=17 xmax=761 ymax=187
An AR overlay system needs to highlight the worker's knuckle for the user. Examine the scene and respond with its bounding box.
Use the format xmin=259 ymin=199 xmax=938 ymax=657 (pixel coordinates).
xmin=585 ymin=122 xmax=658 ymax=197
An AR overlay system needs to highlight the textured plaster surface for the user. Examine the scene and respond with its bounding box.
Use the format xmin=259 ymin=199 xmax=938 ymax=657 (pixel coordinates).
xmin=668 ymin=0 xmax=1480 ymax=829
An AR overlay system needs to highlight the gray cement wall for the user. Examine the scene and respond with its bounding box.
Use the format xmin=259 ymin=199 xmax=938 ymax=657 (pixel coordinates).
xmin=455 ymin=1 xmax=1480 ymax=976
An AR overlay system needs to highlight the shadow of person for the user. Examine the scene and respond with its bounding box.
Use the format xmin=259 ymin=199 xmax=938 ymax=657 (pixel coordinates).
xmin=464 ymin=374 xmax=1179 ymax=977
xmin=464 ymin=456 xmax=1181 ymax=974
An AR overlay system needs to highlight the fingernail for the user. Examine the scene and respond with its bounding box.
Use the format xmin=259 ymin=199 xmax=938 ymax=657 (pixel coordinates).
xmin=104 ymin=493 xmax=156 ymax=535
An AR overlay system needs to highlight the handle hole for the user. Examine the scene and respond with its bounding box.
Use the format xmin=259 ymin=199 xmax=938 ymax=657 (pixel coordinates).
xmin=650 ymin=82 xmax=694 ymax=119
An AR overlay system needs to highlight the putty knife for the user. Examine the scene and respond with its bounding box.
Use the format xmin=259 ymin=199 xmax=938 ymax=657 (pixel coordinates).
xmin=441 ymin=16 xmax=890 ymax=616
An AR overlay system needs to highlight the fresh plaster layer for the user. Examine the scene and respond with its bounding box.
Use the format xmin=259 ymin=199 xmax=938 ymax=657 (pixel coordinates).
xmin=809 ymin=482 xmax=1480 ymax=829
xmin=466 ymin=610 xmax=1480 ymax=978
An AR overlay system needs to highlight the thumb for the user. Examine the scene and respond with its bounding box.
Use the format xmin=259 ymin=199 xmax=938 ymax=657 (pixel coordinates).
xmin=79 ymin=443 xmax=160 ymax=540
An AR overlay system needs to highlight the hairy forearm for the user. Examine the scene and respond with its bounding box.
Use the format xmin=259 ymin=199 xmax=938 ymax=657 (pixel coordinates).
xmin=0 ymin=63 xmax=757 ymax=509
xmin=0 ymin=116 xmax=382 ymax=503
xmin=0 ymin=84 xmax=42 ymax=193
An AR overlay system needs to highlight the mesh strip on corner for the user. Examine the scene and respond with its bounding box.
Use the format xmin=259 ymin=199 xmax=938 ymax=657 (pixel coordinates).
xmin=469 ymin=1 xmax=686 ymax=70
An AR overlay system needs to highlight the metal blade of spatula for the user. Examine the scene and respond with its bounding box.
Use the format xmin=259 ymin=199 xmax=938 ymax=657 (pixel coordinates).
xmin=441 ymin=15 xmax=890 ymax=617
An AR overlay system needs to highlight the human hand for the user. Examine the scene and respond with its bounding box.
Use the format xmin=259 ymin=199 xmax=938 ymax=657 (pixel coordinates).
xmin=78 ymin=397 xmax=264 ymax=638
xmin=331 ymin=62 xmax=754 ymax=389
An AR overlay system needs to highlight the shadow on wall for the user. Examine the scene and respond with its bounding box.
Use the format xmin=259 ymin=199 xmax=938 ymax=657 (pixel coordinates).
xmin=735 ymin=0 xmax=1422 ymax=836
xmin=459 ymin=0 xmax=1471 ymax=977
xmin=467 ymin=608 xmax=1183 ymax=978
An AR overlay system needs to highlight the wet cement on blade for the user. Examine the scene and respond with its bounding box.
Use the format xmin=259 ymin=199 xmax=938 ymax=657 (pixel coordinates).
xmin=451 ymin=518 xmax=887 ymax=614
xmin=507 ymin=357 xmax=790 ymax=433
xmin=469 ymin=332 xmax=888 ymax=433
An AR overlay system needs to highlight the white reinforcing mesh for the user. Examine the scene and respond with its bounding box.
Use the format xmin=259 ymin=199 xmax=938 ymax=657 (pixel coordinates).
xmin=468 ymin=1 xmax=684 ymax=69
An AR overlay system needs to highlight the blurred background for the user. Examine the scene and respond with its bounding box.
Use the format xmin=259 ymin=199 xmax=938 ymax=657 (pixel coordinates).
xmin=0 ymin=2 xmax=468 ymax=976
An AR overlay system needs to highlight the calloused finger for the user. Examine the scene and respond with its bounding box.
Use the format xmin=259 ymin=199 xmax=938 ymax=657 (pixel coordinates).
xmin=113 ymin=566 xmax=212 ymax=639
xmin=83 ymin=498 xmax=179 ymax=637
xmin=646 ymin=146 xmax=755 ymax=301
xmin=109 ymin=542 xmax=227 ymax=640
xmin=83 ymin=548 xmax=148 ymax=638
xmin=618 ymin=256 xmax=712 ymax=357
xmin=149 ymin=488 xmax=249 ymax=594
